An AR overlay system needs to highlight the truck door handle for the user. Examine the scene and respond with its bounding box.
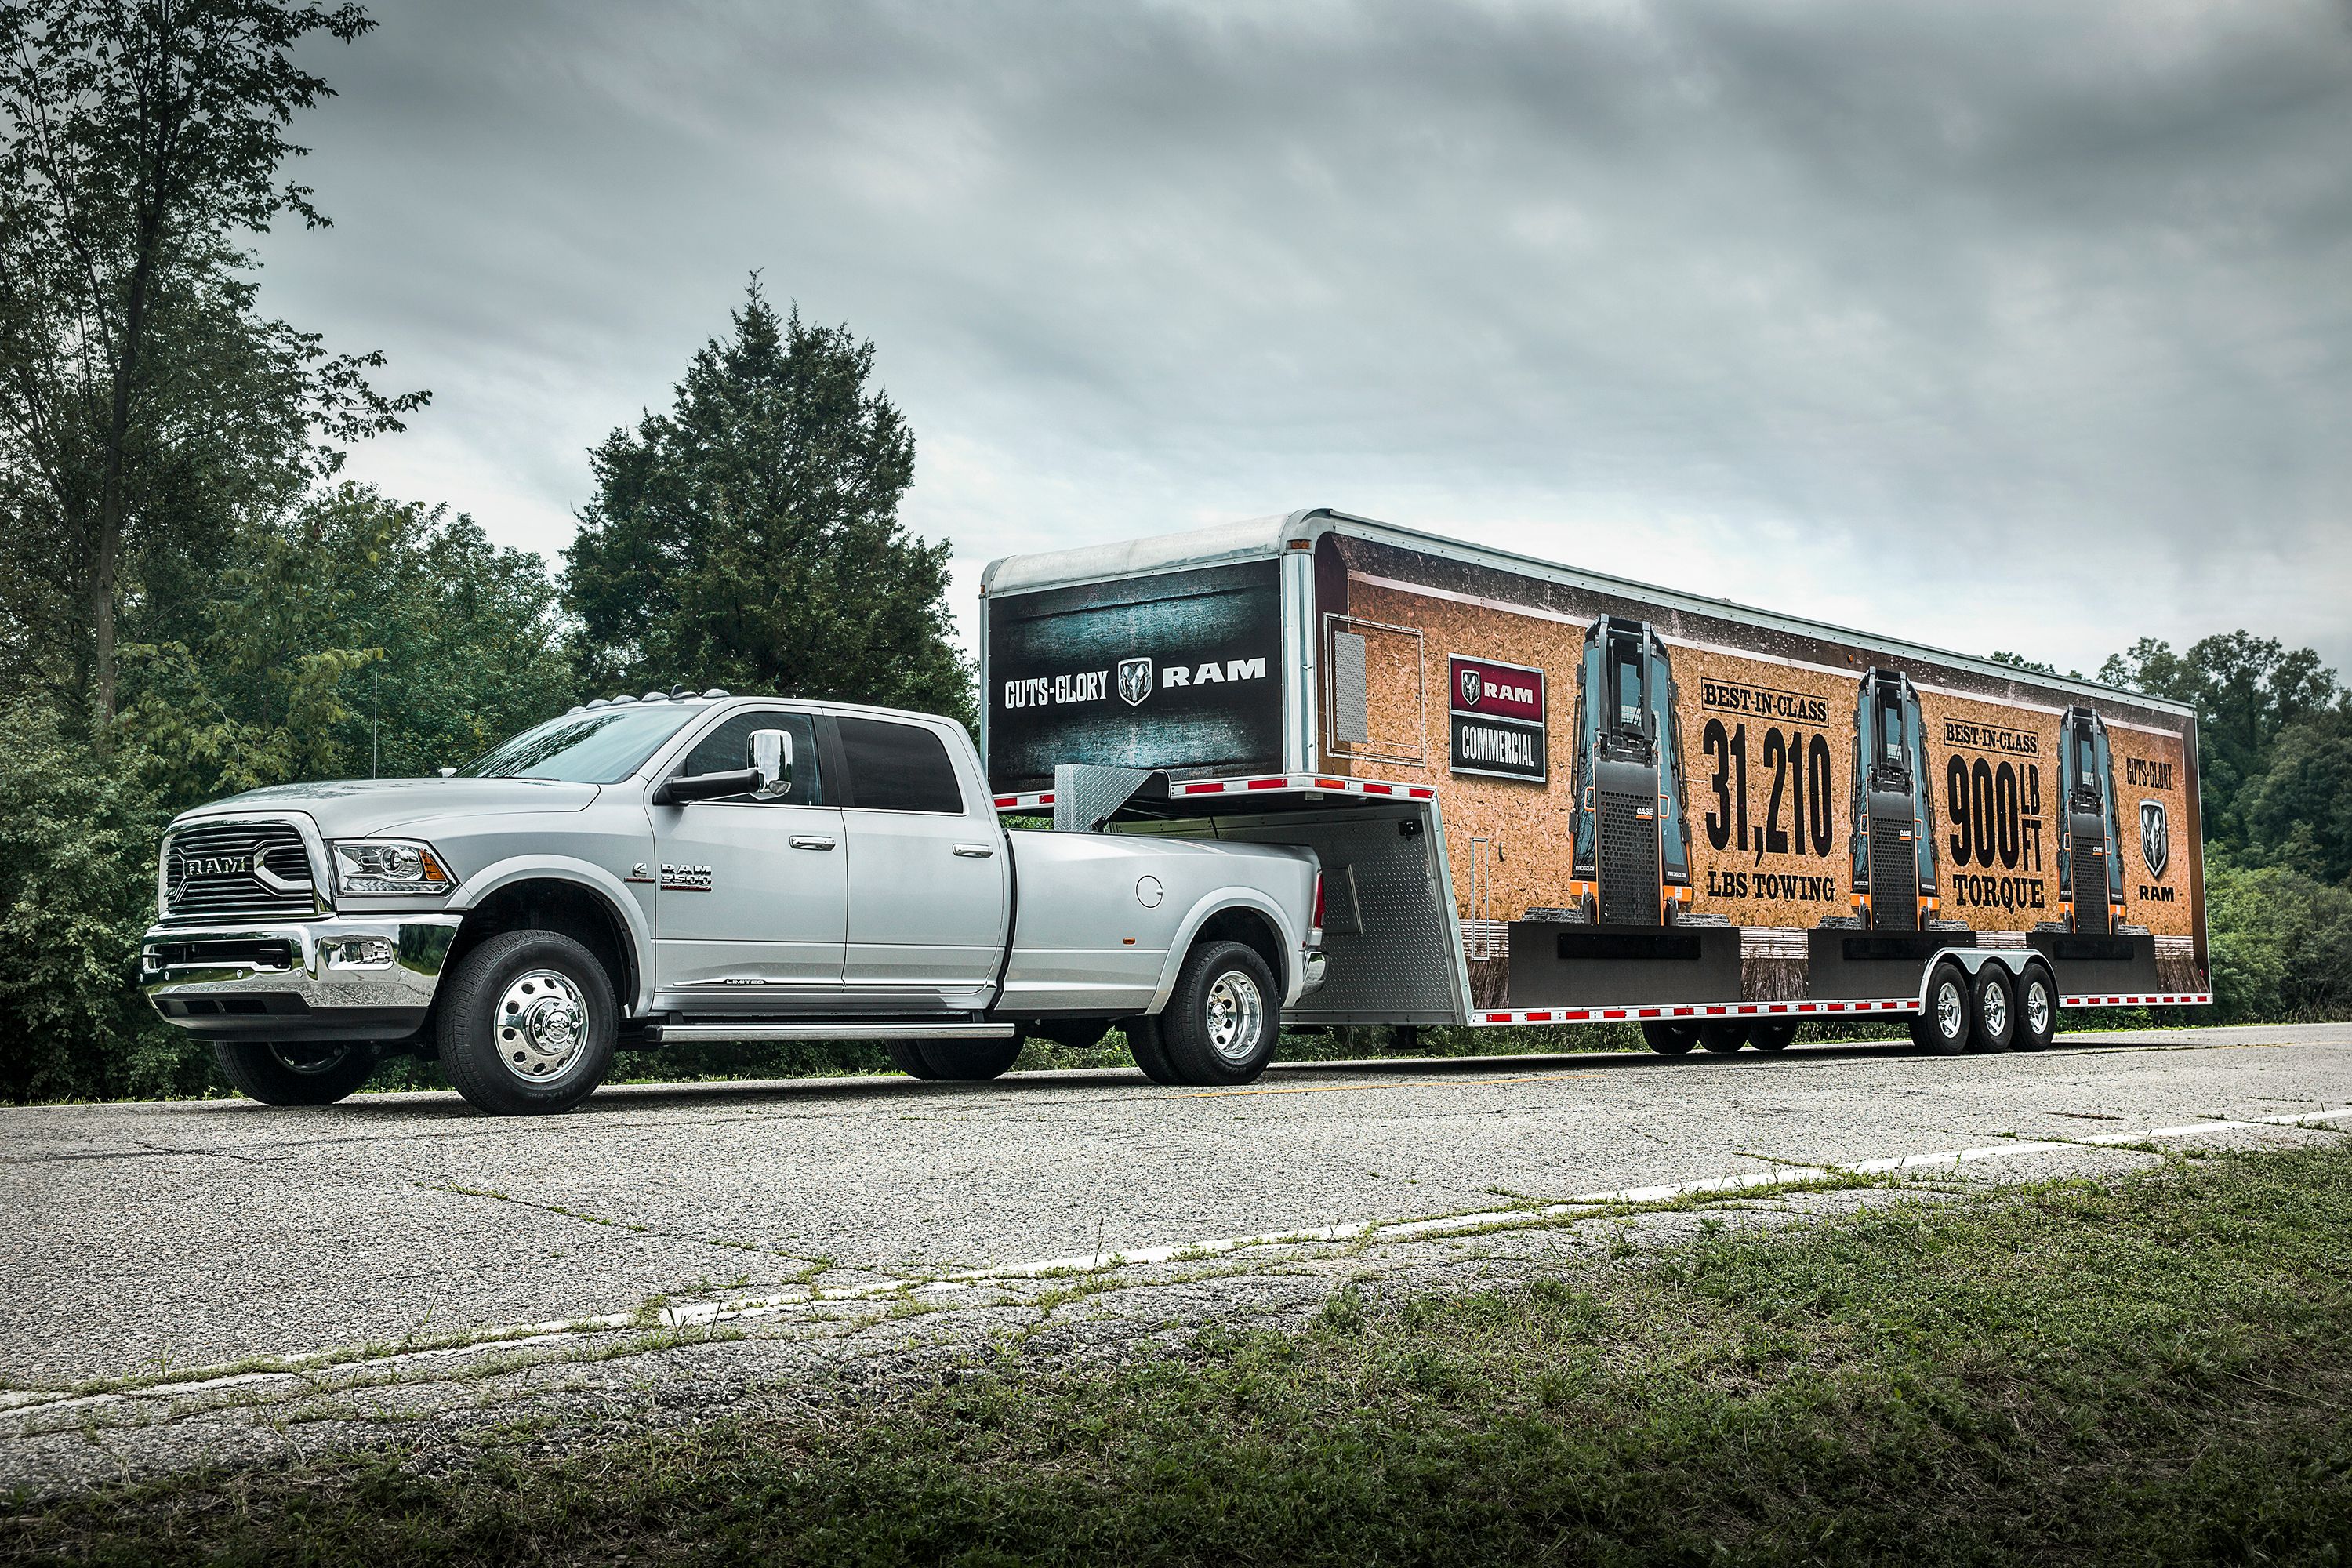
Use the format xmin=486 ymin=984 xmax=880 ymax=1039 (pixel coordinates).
xmin=952 ymin=842 xmax=995 ymax=858
xmin=789 ymin=834 xmax=837 ymax=851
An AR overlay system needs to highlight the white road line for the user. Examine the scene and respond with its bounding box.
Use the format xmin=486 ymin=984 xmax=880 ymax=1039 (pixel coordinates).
xmin=12 ymin=1105 xmax=2347 ymax=1422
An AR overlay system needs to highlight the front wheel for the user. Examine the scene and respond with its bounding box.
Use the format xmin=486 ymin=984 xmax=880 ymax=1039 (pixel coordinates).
xmin=435 ymin=929 xmax=617 ymax=1116
xmin=1156 ymin=941 xmax=1280 ymax=1086
xmin=212 ymin=1040 xmax=378 ymax=1106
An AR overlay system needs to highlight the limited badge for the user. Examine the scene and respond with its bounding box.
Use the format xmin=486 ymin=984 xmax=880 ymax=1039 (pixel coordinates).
xmin=1117 ymin=657 xmax=1153 ymax=707
xmin=2140 ymin=800 xmax=2169 ymax=880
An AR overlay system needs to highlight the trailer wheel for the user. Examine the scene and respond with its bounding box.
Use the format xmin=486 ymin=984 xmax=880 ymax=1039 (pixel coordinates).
xmin=885 ymin=1040 xmax=945 ymax=1079
xmin=436 ymin=929 xmax=617 ymax=1116
xmin=1156 ymin=940 xmax=1279 ymax=1086
xmin=1747 ymin=1021 xmax=1798 ymax=1052
xmin=1969 ymin=967 xmax=2017 ymax=1053
xmin=1697 ymin=1022 xmax=1748 ymax=1053
xmin=1642 ymin=1021 xmax=1699 ymax=1054
xmin=212 ymin=1040 xmax=379 ymax=1106
xmin=2013 ymin=964 xmax=2058 ymax=1053
xmin=1122 ymin=1015 xmax=1181 ymax=1085
xmin=917 ymin=1038 xmax=1023 ymax=1082
xmin=1910 ymin=962 xmax=1970 ymax=1054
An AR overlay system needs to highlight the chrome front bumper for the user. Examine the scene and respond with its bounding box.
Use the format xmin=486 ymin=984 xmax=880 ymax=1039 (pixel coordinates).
xmin=140 ymin=914 xmax=461 ymax=1043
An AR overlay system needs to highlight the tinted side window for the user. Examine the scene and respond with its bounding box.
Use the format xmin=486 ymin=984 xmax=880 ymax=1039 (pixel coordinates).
xmin=677 ymin=711 xmax=824 ymax=804
xmin=838 ymin=717 xmax=964 ymax=813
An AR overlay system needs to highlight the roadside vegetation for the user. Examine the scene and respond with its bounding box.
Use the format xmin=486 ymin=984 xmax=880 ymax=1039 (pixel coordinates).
xmin=11 ymin=1139 xmax=2350 ymax=1563
xmin=2 ymin=3 xmax=2347 ymax=1106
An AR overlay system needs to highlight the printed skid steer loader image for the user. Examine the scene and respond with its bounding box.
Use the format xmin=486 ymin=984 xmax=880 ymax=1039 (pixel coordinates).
xmin=1563 ymin=615 xmax=1697 ymax=925
xmin=2055 ymin=704 xmax=2131 ymax=936
xmin=1838 ymin=667 xmax=1954 ymax=932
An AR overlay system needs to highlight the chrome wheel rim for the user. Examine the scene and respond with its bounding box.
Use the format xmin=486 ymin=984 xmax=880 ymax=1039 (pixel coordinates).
xmin=1205 ymin=970 xmax=1266 ymax=1065
xmin=497 ymin=969 xmax=590 ymax=1082
xmin=1980 ymin=982 xmax=2008 ymax=1039
xmin=2025 ymin=979 xmax=2052 ymax=1038
xmin=270 ymin=1043 xmax=354 ymax=1076
xmin=1936 ymin=981 xmax=1965 ymax=1041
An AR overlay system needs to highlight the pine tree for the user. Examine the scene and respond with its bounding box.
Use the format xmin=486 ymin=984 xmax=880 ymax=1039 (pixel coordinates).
xmin=563 ymin=282 xmax=971 ymax=727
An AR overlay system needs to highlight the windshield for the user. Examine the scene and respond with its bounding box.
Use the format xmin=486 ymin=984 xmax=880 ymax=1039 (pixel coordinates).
xmin=459 ymin=706 xmax=702 ymax=783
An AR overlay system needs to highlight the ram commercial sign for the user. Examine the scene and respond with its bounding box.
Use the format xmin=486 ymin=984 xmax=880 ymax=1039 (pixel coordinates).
xmin=1448 ymin=654 xmax=1547 ymax=782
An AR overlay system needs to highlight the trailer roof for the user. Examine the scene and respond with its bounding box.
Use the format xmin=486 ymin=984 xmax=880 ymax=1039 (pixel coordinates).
xmin=981 ymin=507 xmax=2195 ymax=720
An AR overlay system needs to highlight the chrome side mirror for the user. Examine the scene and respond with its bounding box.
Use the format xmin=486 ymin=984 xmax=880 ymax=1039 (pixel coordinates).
xmin=749 ymin=728 xmax=793 ymax=799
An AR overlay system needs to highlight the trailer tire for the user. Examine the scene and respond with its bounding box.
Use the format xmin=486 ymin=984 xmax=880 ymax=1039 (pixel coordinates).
xmin=1697 ymin=1022 xmax=1744 ymax=1053
xmin=1156 ymin=941 xmax=1279 ymax=1086
xmin=436 ymin=929 xmax=616 ymax=1116
xmin=1122 ymin=1016 xmax=1181 ymax=1085
xmin=918 ymin=1039 xmax=1023 ymax=1082
xmin=1969 ymin=966 xmax=2017 ymax=1053
xmin=212 ymin=1040 xmax=378 ymax=1106
xmin=2013 ymin=964 xmax=2059 ymax=1053
xmin=1911 ymin=962 xmax=1970 ymax=1054
xmin=1642 ymin=1021 xmax=1700 ymax=1054
xmin=1747 ymin=1021 xmax=1798 ymax=1052
xmin=885 ymin=1040 xmax=945 ymax=1080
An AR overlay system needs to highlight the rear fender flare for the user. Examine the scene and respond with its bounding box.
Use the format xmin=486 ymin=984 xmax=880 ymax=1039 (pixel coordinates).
xmin=1148 ymin=889 xmax=1300 ymax=1013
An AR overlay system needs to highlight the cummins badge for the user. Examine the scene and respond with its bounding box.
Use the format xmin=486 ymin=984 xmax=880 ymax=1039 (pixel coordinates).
xmin=1118 ymin=657 xmax=1153 ymax=707
xmin=2140 ymin=800 xmax=2169 ymax=880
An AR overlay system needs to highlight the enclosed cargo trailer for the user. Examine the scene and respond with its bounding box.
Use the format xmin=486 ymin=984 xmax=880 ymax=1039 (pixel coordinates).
xmin=980 ymin=510 xmax=2209 ymax=1054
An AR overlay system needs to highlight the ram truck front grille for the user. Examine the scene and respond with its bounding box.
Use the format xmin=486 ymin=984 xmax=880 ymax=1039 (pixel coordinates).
xmin=162 ymin=822 xmax=318 ymax=922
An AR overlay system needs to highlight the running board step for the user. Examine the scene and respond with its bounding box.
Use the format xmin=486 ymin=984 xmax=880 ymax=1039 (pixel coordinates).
xmin=642 ymin=1021 xmax=1017 ymax=1045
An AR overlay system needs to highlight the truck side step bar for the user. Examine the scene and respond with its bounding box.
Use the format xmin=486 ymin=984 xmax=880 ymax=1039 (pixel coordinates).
xmin=642 ymin=1021 xmax=1018 ymax=1045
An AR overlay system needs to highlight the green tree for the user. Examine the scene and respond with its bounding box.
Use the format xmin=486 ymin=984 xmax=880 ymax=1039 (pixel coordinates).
xmin=124 ymin=483 xmax=574 ymax=806
xmin=564 ymin=281 xmax=971 ymax=727
xmin=0 ymin=0 xmax=421 ymax=720
xmin=2097 ymin=631 xmax=2343 ymax=852
xmin=2238 ymin=711 xmax=2352 ymax=887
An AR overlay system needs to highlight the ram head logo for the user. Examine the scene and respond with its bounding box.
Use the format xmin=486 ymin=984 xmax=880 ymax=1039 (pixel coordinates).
xmin=1117 ymin=657 xmax=1153 ymax=707
xmin=1460 ymin=667 xmax=1483 ymax=708
xmin=2140 ymin=799 xmax=2169 ymax=880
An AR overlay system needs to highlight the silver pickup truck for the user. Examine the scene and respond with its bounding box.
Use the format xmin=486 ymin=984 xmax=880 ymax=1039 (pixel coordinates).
xmin=140 ymin=692 xmax=1323 ymax=1113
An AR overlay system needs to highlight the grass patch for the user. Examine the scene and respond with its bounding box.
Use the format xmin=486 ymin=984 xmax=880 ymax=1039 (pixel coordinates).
xmin=10 ymin=1143 xmax=2351 ymax=1564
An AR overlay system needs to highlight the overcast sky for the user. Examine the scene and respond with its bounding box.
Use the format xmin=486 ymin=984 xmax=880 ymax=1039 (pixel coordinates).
xmin=252 ymin=0 xmax=2352 ymax=680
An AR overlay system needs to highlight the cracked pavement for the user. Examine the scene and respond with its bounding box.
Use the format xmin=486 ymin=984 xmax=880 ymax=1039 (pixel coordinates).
xmin=3 ymin=1022 xmax=2347 ymax=1494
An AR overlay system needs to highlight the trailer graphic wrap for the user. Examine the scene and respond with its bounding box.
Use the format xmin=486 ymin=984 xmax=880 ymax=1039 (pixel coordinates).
xmin=2108 ymin=727 xmax=2193 ymax=937
xmin=985 ymin=560 xmax=1283 ymax=793
xmin=1916 ymin=689 xmax=2063 ymax=930
xmin=1681 ymin=646 xmax=1857 ymax=929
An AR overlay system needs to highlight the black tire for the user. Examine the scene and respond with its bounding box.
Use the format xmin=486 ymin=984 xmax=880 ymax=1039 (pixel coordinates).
xmin=1156 ymin=940 xmax=1280 ymax=1086
xmin=1123 ymin=1016 xmax=1181 ymax=1085
xmin=1746 ymin=1021 xmax=1798 ymax=1053
xmin=1643 ymin=1020 xmax=1700 ymax=1054
xmin=918 ymin=1038 xmax=1023 ymax=1082
xmin=2013 ymin=964 xmax=2058 ymax=1053
xmin=435 ymin=929 xmax=617 ymax=1116
xmin=212 ymin=1040 xmax=378 ymax=1106
xmin=1969 ymin=965 xmax=2017 ymax=1053
xmin=1914 ymin=961 xmax=1970 ymax=1054
xmin=885 ymin=1040 xmax=944 ymax=1079
xmin=1698 ymin=1021 xmax=1751 ymax=1054
xmin=1029 ymin=1018 xmax=1112 ymax=1053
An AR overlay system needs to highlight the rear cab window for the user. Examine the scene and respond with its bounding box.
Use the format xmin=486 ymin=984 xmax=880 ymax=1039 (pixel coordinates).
xmin=837 ymin=717 xmax=965 ymax=813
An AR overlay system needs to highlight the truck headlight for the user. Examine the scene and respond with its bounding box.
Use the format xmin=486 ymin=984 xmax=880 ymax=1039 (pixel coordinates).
xmin=333 ymin=839 xmax=456 ymax=897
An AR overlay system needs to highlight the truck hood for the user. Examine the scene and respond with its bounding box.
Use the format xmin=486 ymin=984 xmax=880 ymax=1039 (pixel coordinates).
xmin=173 ymin=778 xmax=603 ymax=840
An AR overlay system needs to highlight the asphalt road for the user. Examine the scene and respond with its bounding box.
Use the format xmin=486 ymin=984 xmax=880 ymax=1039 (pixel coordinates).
xmin=6 ymin=1023 xmax=2348 ymax=1390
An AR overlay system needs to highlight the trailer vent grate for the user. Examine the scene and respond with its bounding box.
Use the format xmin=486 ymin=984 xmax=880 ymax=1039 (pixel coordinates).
xmin=1868 ymin=823 xmax=1917 ymax=931
xmin=1597 ymin=787 xmax=1658 ymax=925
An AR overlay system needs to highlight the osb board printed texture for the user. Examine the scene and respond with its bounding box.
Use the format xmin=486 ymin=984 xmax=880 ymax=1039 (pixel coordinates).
xmin=1324 ymin=535 xmax=2195 ymax=942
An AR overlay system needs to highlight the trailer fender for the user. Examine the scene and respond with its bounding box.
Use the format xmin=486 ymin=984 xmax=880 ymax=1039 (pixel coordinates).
xmin=1906 ymin=948 xmax=2032 ymax=1012
xmin=1148 ymin=890 xmax=1302 ymax=1012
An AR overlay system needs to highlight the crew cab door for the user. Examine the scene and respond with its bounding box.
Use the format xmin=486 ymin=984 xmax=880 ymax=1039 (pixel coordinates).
xmin=649 ymin=708 xmax=845 ymax=1000
xmin=835 ymin=714 xmax=1009 ymax=1004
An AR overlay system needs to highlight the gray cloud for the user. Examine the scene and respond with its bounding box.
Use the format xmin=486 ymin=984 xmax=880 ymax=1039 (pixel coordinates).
xmin=254 ymin=0 xmax=2352 ymax=675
